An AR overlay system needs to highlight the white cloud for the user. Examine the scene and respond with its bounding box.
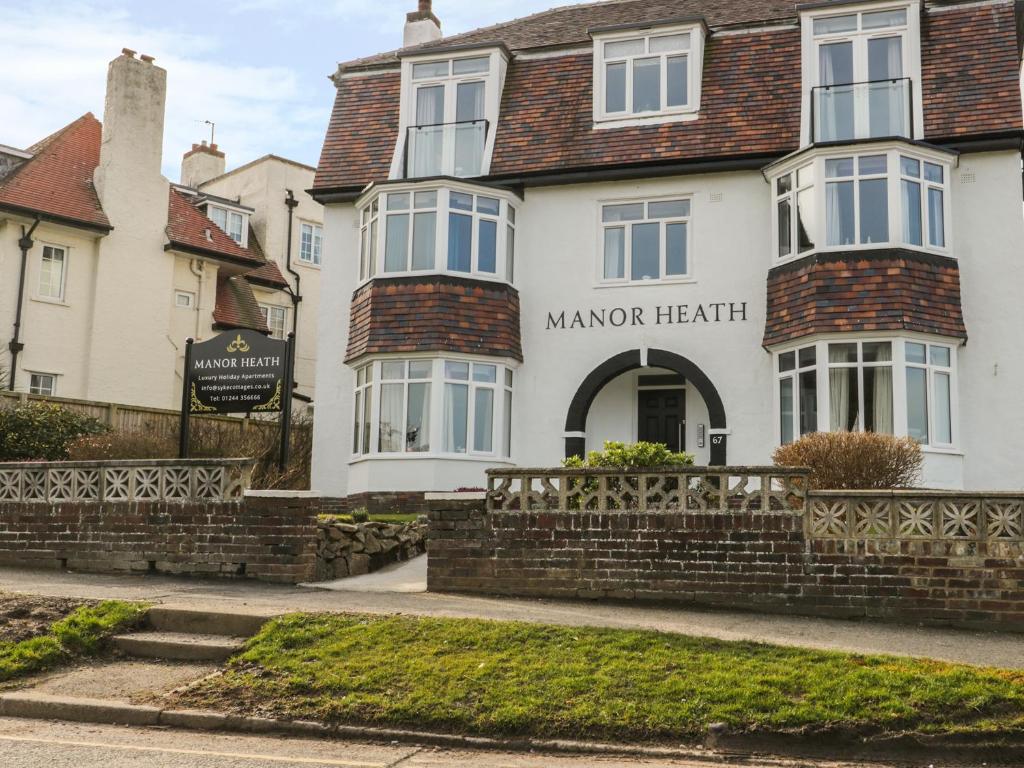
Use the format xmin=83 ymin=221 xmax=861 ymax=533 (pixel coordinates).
xmin=0 ymin=1 xmax=328 ymax=178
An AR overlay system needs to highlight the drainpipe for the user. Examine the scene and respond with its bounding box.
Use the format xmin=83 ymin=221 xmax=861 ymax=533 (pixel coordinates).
xmin=283 ymin=189 xmax=302 ymax=337
xmin=189 ymin=259 xmax=204 ymax=338
xmin=8 ymin=216 xmax=41 ymax=390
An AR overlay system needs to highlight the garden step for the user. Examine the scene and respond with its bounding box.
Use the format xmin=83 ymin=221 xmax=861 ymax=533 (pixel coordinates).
xmin=145 ymin=606 xmax=273 ymax=638
xmin=113 ymin=631 xmax=246 ymax=662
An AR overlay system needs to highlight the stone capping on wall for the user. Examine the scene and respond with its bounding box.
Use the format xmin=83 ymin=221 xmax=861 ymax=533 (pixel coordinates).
xmin=0 ymin=458 xmax=255 ymax=503
xmin=807 ymin=489 xmax=1024 ymax=543
xmin=485 ymin=466 xmax=810 ymax=513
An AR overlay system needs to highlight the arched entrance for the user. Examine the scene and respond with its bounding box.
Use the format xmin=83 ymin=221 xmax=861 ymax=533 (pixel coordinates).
xmin=564 ymin=349 xmax=728 ymax=465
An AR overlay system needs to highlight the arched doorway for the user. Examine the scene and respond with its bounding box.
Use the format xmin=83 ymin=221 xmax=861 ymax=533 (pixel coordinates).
xmin=564 ymin=349 xmax=728 ymax=465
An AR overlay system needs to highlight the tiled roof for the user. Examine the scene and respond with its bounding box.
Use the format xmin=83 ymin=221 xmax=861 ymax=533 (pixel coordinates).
xmin=763 ymin=250 xmax=968 ymax=347
xmin=0 ymin=113 xmax=110 ymax=230
xmin=343 ymin=0 xmax=798 ymax=71
xmin=246 ymin=259 xmax=290 ymax=288
xmin=213 ymin=275 xmax=271 ymax=333
xmin=315 ymin=1 xmax=1024 ymax=192
xmin=166 ymin=187 xmax=266 ymax=266
xmin=346 ymin=276 xmax=523 ymax=362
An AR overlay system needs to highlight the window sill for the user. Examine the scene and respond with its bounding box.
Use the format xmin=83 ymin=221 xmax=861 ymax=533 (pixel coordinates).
xmin=350 ymin=453 xmax=514 ymax=465
xmin=30 ymin=297 xmax=70 ymax=308
xmin=920 ymin=446 xmax=964 ymax=457
xmin=773 ymin=243 xmax=953 ymax=267
xmin=357 ymin=271 xmax=513 ymax=289
xmin=593 ymin=111 xmax=699 ymax=130
xmin=594 ymin=277 xmax=696 ymax=289
xmin=295 ymin=259 xmax=322 ymax=271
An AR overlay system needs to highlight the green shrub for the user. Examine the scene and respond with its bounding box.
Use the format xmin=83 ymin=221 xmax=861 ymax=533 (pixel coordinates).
xmin=0 ymin=403 xmax=108 ymax=461
xmin=773 ymin=431 xmax=923 ymax=490
xmin=350 ymin=507 xmax=370 ymax=524
xmin=563 ymin=440 xmax=694 ymax=469
xmin=67 ymin=432 xmax=177 ymax=461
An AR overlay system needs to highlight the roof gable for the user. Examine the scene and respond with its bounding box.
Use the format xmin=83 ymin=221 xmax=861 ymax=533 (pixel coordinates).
xmin=0 ymin=113 xmax=110 ymax=230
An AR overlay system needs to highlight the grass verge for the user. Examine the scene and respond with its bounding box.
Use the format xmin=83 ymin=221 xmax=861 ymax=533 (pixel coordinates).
xmin=173 ymin=613 xmax=1024 ymax=744
xmin=0 ymin=600 xmax=146 ymax=682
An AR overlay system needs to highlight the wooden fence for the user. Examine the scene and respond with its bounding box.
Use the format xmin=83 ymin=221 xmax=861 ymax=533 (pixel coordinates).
xmin=0 ymin=390 xmax=295 ymax=441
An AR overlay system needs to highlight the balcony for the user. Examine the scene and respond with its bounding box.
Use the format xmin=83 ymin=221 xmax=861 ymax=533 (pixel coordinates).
xmin=404 ymin=120 xmax=488 ymax=179
xmin=811 ymin=78 xmax=912 ymax=143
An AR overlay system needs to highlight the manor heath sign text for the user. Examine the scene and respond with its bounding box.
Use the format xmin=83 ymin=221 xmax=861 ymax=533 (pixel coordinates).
xmin=546 ymin=302 xmax=749 ymax=331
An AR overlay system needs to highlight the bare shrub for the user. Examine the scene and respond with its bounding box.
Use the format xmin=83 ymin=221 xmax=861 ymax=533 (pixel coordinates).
xmin=65 ymin=415 xmax=313 ymax=491
xmin=773 ymin=431 xmax=923 ymax=490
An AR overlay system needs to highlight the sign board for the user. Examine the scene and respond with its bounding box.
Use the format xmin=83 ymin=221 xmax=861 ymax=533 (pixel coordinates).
xmin=189 ymin=330 xmax=288 ymax=414
xmin=178 ymin=328 xmax=296 ymax=468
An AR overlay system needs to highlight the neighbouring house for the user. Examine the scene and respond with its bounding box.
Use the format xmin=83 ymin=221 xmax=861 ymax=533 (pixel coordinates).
xmin=310 ymin=0 xmax=1024 ymax=509
xmin=0 ymin=49 xmax=322 ymax=411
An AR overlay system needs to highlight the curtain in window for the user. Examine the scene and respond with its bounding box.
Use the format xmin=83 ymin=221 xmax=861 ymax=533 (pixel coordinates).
xmin=406 ymin=383 xmax=431 ymax=452
xmin=868 ymin=37 xmax=904 ymax=138
xmin=379 ymin=384 xmax=404 ymax=452
xmin=870 ymin=367 xmax=894 ymax=433
xmin=826 ymin=182 xmax=853 ymax=246
xmin=443 ymin=383 xmax=468 ymax=453
xmin=414 ymin=86 xmax=444 ymax=177
xmin=818 ymin=42 xmax=854 ymax=141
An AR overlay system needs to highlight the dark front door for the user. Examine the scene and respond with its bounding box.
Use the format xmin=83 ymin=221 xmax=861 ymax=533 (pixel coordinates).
xmin=638 ymin=388 xmax=685 ymax=451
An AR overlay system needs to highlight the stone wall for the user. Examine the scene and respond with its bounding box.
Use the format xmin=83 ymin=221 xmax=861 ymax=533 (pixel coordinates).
xmin=427 ymin=469 xmax=1024 ymax=632
xmin=0 ymin=459 xmax=318 ymax=584
xmin=316 ymin=518 xmax=427 ymax=581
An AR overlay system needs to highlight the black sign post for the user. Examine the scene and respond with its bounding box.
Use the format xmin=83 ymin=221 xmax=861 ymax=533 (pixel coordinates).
xmin=178 ymin=329 xmax=294 ymax=465
xmin=278 ymin=332 xmax=296 ymax=471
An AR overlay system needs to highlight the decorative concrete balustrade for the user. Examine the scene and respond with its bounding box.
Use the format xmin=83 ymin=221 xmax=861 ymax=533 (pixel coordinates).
xmin=807 ymin=490 xmax=1024 ymax=544
xmin=486 ymin=467 xmax=809 ymax=513
xmin=0 ymin=458 xmax=254 ymax=503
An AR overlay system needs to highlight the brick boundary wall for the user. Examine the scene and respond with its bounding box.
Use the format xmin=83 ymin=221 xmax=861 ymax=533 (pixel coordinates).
xmin=427 ymin=471 xmax=1024 ymax=632
xmin=322 ymin=491 xmax=430 ymax=516
xmin=0 ymin=491 xmax=319 ymax=584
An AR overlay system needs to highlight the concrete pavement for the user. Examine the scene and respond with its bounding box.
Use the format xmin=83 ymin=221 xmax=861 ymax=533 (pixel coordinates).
xmin=2 ymin=564 xmax=1022 ymax=669
xmin=0 ymin=717 xmax=908 ymax=768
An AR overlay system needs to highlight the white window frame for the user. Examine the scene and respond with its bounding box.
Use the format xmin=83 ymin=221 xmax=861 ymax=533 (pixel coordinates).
xmin=207 ymin=204 xmax=249 ymax=247
xmin=592 ymin=22 xmax=705 ymax=128
xmin=771 ymin=333 xmax=959 ymax=450
xmin=768 ymin=143 xmax=953 ymax=265
xmin=777 ymin=344 xmax=819 ymax=445
xmin=904 ymin=340 xmax=956 ymax=449
xmin=392 ymin=48 xmax=508 ymax=180
xmin=37 ymin=243 xmax=68 ymax=302
xmin=800 ymin=1 xmax=923 ymax=144
xmin=597 ymin=196 xmax=693 ymax=285
xmin=349 ymin=355 xmax=515 ymax=461
xmin=174 ymin=291 xmax=195 ymax=308
xmin=258 ymin=303 xmax=288 ymax=340
xmin=378 ymin=360 xmax=434 ymax=454
xmin=825 ymin=339 xmax=896 ymax=434
xmin=28 ymin=372 xmax=57 ymax=396
xmin=298 ymin=221 xmax=323 ymax=266
xmin=357 ymin=183 xmax=520 ymax=286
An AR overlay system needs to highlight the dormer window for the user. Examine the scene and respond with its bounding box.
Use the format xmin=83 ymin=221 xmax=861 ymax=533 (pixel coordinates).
xmin=802 ymin=2 xmax=922 ymax=144
xmin=208 ymin=204 xmax=248 ymax=247
xmin=397 ymin=49 xmax=508 ymax=180
xmin=591 ymin=22 xmax=705 ymax=127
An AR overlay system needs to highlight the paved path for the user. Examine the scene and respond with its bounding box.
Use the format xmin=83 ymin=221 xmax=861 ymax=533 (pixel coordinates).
xmin=312 ymin=556 xmax=427 ymax=593
xmin=2 ymin=566 xmax=1021 ymax=669
xmin=0 ymin=718 xmax=904 ymax=768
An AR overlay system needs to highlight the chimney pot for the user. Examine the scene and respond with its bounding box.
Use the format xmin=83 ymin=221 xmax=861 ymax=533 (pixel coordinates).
xmin=121 ymin=47 xmax=136 ymax=57
xmin=140 ymin=54 xmax=155 ymax=63
xmin=419 ymin=0 xmax=431 ymax=11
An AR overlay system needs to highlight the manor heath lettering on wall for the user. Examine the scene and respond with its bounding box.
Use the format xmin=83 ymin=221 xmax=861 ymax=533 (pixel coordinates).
xmin=546 ymin=302 xmax=749 ymax=331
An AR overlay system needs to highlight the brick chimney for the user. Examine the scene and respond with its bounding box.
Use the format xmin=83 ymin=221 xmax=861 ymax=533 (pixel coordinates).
xmin=180 ymin=140 xmax=226 ymax=187
xmin=94 ymin=48 xmax=167 ymax=216
xmin=404 ymin=0 xmax=442 ymax=47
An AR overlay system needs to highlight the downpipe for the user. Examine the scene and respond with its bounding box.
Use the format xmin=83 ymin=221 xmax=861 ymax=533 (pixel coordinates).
xmin=7 ymin=216 xmax=40 ymax=390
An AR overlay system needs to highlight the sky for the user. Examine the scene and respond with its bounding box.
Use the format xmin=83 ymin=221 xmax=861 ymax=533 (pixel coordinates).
xmin=0 ymin=0 xmax=589 ymax=180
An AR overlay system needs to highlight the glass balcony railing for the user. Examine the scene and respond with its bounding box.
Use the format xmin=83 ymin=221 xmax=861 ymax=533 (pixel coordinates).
xmin=405 ymin=120 xmax=488 ymax=179
xmin=811 ymin=78 xmax=912 ymax=143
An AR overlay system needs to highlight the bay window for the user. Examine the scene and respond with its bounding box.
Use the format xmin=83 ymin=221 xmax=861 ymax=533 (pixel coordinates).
xmin=593 ymin=23 xmax=704 ymax=124
xmin=601 ymin=198 xmax=691 ymax=283
xmin=359 ymin=186 xmax=518 ymax=284
xmin=352 ymin=357 xmax=514 ymax=459
xmin=774 ymin=336 xmax=958 ymax=448
xmin=778 ymin=345 xmax=818 ymax=444
xmin=771 ymin=145 xmax=952 ymax=262
xmin=905 ymin=341 xmax=953 ymax=447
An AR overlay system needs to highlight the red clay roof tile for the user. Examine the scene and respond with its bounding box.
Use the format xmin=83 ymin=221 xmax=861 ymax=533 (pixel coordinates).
xmin=213 ymin=275 xmax=271 ymax=333
xmin=166 ymin=187 xmax=266 ymax=266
